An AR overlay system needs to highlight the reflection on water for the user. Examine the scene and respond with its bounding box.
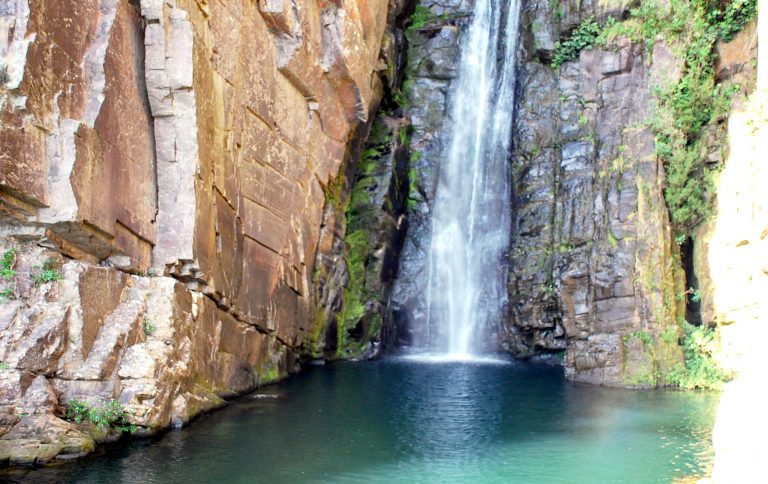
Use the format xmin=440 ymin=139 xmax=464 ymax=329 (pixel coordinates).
xmin=4 ymin=361 xmax=718 ymax=484
xmin=395 ymin=362 xmax=504 ymax=459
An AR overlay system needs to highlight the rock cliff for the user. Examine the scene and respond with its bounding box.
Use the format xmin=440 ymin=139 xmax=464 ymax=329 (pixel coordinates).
xmin=0 ymin=0 xmax=400 ymax=465
xmin=702 ymin=18 xmax=768 ymax=482
xmin=507 ymin=0 xmax=758 ymax=387
xmin=390 ymin=0 xmax=474 ymax=348
xmin=390 ymin=0 xmax=686 ymax=384
xmin=0 ymin=0 xmax=762 ymax=470
xmin=506 ymin=0 xmax=686 ymax=386
xmin=392 ymin=0 xmax=757 ymax=388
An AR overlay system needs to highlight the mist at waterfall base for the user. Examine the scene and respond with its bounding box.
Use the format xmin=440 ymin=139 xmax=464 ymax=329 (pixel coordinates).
xmin=15 ymin=360 xmax=718 ymax=483
xmin=416 ymin=0 xmax=519 ymax=357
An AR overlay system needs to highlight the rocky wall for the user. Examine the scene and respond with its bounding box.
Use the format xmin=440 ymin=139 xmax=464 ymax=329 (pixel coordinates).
xmin=507 ymin=0 xmax=687 ymax=386
xmin=0 ymin=0 xmax=399 ymax=465
xmin=388 ymin=0 xmax=685 ymax=384
xmin=308 ymin=113 xmax=411 ymax=359
xmin=700 ymin=17 xmax=766 ymax=482
xmin=0 ymin=245 xmax=295 ymax=465
xmin=508 ymin=1 xmax=759 ymax=387
xmin=689 ymin=21 xmax=762 ymax=375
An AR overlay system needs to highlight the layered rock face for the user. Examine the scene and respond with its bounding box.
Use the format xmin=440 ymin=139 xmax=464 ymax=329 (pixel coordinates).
xmin=506 ymin=0 xmax=687 ymax=385
xmin=0 ymin=247 xmax=294 ymax=464
xmin=390 ymin=0 xmax=686 ymax=384
xmin=508 ymin=2 xmax=760 ymax=387
xmin=0 ymin=0 xmax=397 ymax=465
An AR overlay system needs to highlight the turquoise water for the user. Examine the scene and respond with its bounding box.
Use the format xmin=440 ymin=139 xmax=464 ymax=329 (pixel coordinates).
xmin=7 ymin=360 xmax=718 ymax=483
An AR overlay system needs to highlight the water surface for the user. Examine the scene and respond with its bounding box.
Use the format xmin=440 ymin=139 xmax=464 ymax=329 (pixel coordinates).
xmin=9 ymin=360 xmax=718 ymax=483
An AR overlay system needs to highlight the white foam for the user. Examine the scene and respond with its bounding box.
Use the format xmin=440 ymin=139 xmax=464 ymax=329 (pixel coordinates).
xmin=393 ymin=353 xmax=512 ymax=366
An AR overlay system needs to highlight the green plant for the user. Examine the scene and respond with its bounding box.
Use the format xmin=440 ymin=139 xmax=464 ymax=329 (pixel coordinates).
xmin=32 ymin=258 xmax=63 ymax=286
xmin=552 ymin=17 xmax=601 ymax=68
xmin=0 ymin=287 xmax=13 ymax=302
xmin=339 ymin=229 xmax=370 ymax=350
xmin=392 ymin=89 xmax=410 ymax=109
xmin=633 ymin=0 xmax=754 ymax=234
xmin=407 ymin=167 xmax=421 ymax=210
xmin=143 ymin=317 xmax=156 ymax=336
xmin=715 ymin=0 xmax=758 ymax=42
xmin=66 ymin=399 xmax=90 ymax=423
xmin=0 ymin=362 xmax=10 ymax=370
xmin=597 ymin=2 xmax=666 ymax=48
xmin=592 ymin=0 xmax=756 ymax=234
xmin=661 ymin=326 xmax=679 ymax=345
xmin=399 ymin=128 xmax=410 ymax=146
xmin=1 ymin=249 xmax=16 ymax=280
xmin=690 ymin=289 xmax=702 ymax=303
xmin=676 ymin=286 xmax=702 ymax=303
xmin=629 ymin=330 xmax=653 ymax=346
xmin=667 ymin=322 xmax=731 ymax=390
xmin=1 ymin=249 xmax=17 ymax=302
xmin=66 ymin=398 xmax=136 ymax=433
xmin=407 ymin=5 xmax=433 ymax=31
xmin=319 ymin=117 xmax=396 ymax=356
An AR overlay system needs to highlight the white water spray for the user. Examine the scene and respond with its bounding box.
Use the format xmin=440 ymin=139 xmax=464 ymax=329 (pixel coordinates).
xmin=421 ymin=0 xmax=521 ymax=358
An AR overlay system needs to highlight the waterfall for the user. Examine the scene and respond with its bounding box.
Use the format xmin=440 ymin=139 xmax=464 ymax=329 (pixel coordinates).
xmin=420 ymin=0 xmax=521 ymax=357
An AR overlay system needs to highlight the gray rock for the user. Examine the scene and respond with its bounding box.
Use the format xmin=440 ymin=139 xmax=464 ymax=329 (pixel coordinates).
xmin=506 ymin=0 xmax=686 ymax=386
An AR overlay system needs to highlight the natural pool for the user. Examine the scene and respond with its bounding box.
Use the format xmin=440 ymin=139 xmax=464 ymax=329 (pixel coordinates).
xmin=6 ymin=359 xmax=719 ymax=483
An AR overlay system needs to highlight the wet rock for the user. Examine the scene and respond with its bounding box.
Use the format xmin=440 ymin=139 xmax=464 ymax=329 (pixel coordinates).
xmin=0 ymin=415 xmax=95 ymax=466
xmin=391 ymin=1 xmax=471 ymax=346
xmin=508 ymin=1 xmax=685 ymax=386
xmin=310 ymin=114 xmax=411 ymax=358
xmin=0 ymin=247 xmax=302 ymax=463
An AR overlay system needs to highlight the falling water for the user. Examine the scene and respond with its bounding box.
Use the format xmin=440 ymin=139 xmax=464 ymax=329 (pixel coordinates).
xmin=422 ymin=0 xmax=521 ymax=357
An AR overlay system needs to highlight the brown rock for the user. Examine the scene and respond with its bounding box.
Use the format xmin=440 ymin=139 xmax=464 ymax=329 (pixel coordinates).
xmin=715 ymin=20 xmax=758 ymax=82
xmin=0 ymin=0 xmax=398 ymax=464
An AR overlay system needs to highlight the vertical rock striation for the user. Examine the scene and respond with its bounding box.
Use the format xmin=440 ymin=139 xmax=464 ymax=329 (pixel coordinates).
xmin=507 ymin=0 xmax=686 ymax=385
xmin=391 ymin=0 xmax=687 ymax=385
xmin=508 ymin=1 xmax=759 ymax=388
xmin=0 ymin=0 xmax=400 ymax=465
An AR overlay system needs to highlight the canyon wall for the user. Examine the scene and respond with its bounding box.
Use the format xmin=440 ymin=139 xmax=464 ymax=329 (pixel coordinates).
xmin=509 ymin=0 xmax=758 ymax=387
xmin=390 ymin=0 xmax=686 ymax=384
xmin=392 ymin=0 xmax=757 ymax=388
xmin=506 ymin=0 xmax=686 ymax=386
xmin=0 ymin=0 xmax=761 ymax=469
xmin=0 ymin=0 xmax=399 ymax=465
xmin=704 ymin=15 xmax=767 ymax=480
xmin=691 ymin=21 xmax=763 ymax=376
